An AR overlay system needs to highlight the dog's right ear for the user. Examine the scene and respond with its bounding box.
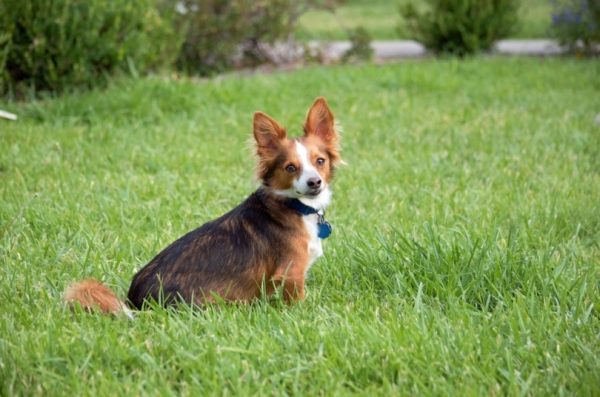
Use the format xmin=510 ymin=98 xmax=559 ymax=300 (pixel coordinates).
xmin=253 ymin=112 xmax=287 ymax=154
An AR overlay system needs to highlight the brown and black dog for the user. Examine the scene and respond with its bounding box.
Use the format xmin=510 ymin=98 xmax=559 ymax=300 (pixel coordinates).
xmin=64 ymin=97 xmax=341 ymax=315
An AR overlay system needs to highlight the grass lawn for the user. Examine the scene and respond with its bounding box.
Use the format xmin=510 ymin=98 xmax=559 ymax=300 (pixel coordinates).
xmin=1 ymin=57 xmax=599 ymax=395
xmin=296 ymin=0 xmax=553 ymax=40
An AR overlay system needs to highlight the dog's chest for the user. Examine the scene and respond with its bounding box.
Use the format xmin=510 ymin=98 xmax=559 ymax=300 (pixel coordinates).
xmin=302 ymin=214 xmax=323 ymax=271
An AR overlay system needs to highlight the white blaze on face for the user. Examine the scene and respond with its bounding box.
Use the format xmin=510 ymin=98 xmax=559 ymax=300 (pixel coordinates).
xmin=294 ymin=141 xmax=331 ymax=210
xmin=294 ymin=141 xmax=321 ymax=194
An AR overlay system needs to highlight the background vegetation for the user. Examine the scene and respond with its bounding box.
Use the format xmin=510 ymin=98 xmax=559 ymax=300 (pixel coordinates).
xmin=0 ymin=0 xmax=178 ymax=96
xmin=173 ymin=0 xmax=316 ymax=75
xmin=1 ymin=0 xmax=597 ymax=97
xmin=552 ymin=0 xmax=600 ymax=54
xmin=1 ymin=58 xmax=599 ymax=395
xmin=0 ymin=0 xmax=331 ymax=96
xmin=399 ymin=0 xmax=520 ymax=55
xmin=297 ymin=0 xmax=553 ymax=40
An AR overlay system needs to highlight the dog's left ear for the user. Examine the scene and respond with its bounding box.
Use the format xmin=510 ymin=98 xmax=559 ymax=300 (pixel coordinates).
xmin=304 ymin=97 xmax=336 ymax=144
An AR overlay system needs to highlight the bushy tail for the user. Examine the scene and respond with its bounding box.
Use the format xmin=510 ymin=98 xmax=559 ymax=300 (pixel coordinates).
xmin=64 ymin=279 xmax=133 ymax=319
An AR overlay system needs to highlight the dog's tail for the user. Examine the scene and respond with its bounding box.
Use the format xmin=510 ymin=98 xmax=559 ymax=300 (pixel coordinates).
xmin=64 ymin=279 xmax=134 ymax=319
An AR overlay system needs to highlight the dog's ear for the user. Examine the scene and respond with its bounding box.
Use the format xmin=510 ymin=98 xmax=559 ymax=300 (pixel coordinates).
xmin=304 ymin=97 xmax=336 ymax=143
xmin=253 ymin=112 xmax=286 ymax=152
xmin=304 ymin=97 xmax=342 ymax=166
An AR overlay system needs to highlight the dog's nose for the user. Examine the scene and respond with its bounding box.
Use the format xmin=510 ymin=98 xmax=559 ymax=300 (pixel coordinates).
xmin=307 ymin=177 xmax=322 ymax=189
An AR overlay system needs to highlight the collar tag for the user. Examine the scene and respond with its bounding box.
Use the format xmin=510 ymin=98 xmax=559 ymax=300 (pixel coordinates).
xmin=318 ymin=219 xmax=332 ymax=239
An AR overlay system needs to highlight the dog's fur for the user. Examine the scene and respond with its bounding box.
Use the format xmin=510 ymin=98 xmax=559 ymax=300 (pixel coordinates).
xmin=64 ymin=97 xmax=341 ymax=314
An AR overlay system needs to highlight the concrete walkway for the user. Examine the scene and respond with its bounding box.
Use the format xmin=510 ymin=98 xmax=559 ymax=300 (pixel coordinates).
xmin=312 ymin=39 xmax=568 ymax=61
xmin=493 ymin=39 xmax=566 ymax=56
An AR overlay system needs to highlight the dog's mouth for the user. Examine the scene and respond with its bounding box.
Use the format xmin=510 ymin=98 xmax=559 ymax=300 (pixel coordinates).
xmin=296 ymin=189 xmax=322 ymax=197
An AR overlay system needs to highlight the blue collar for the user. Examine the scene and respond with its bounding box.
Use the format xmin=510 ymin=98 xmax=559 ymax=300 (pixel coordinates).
xmin=285 ymin=199 xmax=333 ymax=239
xmin=285 ymin=198 xmax=320 ymax=215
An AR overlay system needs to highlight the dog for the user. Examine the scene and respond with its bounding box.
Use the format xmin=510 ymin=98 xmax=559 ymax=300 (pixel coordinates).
xmin=64 ymin=97 xmax=341 ymax=314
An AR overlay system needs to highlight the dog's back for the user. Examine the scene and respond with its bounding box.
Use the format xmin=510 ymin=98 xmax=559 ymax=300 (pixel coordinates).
xmin=127 ymin=189 xmax=308 ymax=307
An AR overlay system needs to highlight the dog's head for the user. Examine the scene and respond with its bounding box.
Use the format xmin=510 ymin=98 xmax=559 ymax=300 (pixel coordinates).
xmin=253 ymin=97 xmax=341 ymax=209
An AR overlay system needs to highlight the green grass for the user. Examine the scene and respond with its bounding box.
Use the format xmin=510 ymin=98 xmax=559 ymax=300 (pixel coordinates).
xmin=513 ymin=0 xmax=554 ymax=38
xmin=296 ymin=0 xmax=553 ymax=40
xmin=1 ymin=57 xmax=600 ymax=395
xmin=297 ymin=0 xmax=400 ymax=41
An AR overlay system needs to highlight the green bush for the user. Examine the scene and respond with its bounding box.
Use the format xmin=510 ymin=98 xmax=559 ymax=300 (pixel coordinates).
xmin=0 ymin=31 xmax=9 ymax=94
xmin=399 ymin=0 xmax=519 ymax=55
xmin=341 ymin=27 xmax=374 ymax=63
xmin=552 ymin=0 xmax=600 ymax=55
xmin=174 ymin=0 xmax=306 ymax=75
xmin=0 ymin=0 xmax=179 ymax=97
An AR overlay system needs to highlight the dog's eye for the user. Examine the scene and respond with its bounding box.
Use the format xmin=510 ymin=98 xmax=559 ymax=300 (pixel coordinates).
xmin=285 ymin=164 xmax=297 ymax=173
xmin=316 ymin=157 xmax=326 ymax=166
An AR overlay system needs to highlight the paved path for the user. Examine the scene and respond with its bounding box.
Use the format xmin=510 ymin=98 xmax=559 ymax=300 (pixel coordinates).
xmin=312 ymin=39 xmax=568 ymax=61
xmin=492 ymin=39 xmax=566 ymax=56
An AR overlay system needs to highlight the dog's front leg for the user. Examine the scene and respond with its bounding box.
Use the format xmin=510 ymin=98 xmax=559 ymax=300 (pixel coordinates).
xmin=271 ymin=265 xmax=305 ymax=303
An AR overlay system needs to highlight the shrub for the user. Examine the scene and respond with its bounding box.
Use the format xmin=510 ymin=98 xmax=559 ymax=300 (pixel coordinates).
xmin=0 ymin=31 xmax=9 ymax=94
xmin=552 ymin=0 xmax=600 ymax=54
xmin=399 ymin=0 xmax=519 ymax=55
xmin=0 ymin=0 xmax=179 ymax=97
xmin=174 ymin=0 xmax=341 ymax=75
xmin=341 ymin=27 xmax=374 ymax=63
xmin=174 ymin=0 xmax=289 ymax=75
